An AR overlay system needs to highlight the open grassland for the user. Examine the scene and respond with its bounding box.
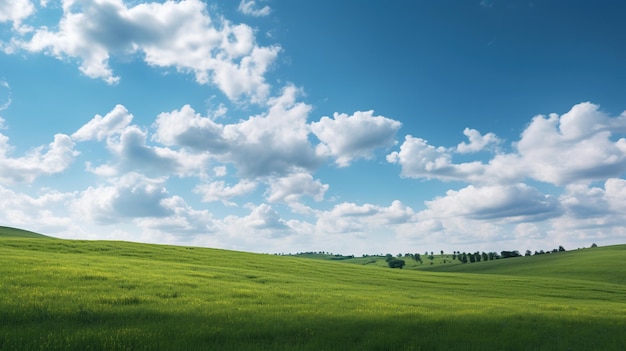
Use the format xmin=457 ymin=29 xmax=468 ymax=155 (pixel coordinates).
xmin=0 ymin=235 xmax=625 ymax=350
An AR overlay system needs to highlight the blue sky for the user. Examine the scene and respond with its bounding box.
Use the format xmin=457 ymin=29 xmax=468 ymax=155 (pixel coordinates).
xmin=1 ymin=0 xmax=626 ymax=255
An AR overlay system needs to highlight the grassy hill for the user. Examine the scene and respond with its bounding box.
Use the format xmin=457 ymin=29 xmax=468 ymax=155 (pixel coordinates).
xmin=0 ymin=231 xmax=625 ymax=350
xmin=417 ymin=245 xmax=626 ymax=285
xmin=0 ymin=226 xmax=49 ymax=238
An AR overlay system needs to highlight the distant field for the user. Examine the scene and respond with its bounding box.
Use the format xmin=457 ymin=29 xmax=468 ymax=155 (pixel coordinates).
xmin=416 ymin=245 xmax=626 ymax=284
xmin=0 ymin=232 xmax=625 ymax=350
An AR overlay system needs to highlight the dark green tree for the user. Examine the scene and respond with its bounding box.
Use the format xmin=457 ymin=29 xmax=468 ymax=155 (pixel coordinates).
xmin=414 ymin=253 xmax=422 ymax=264
xmin=387 ymin=259 xmax=405 ymax=269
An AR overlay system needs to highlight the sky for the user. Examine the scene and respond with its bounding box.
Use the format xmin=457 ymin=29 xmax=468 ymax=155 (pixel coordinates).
xmin=1 ymin=0 xmax=625 ymax=255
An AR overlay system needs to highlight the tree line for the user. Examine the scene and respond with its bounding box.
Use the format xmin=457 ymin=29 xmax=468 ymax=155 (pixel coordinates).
xmin=385 ymin=245 xmax=568 ymax=268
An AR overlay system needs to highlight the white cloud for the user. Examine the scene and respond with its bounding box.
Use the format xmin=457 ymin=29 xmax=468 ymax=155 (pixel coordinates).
xmin=222 ymin=203 xmax=293 ymax=239
xmin=213 ymin=165 xmax=227 ymax=177
xmin=456 ymin=127 xmax=500 ymax=153
xmin=0 ymin=80 xmax=12 ymax=113
xmin=72 ymin=104 xmax=133 ymax=141
xmin=238 ymin=0 xmax=271 ymax=17
xmin=389 ymin=102 xmax=626 ymax=186
xmin=316 ymin=200 xmax=416 ymax=234
xmin=515 ymin=103 xmax=626 ymax=185
xmin=136 ymin=195 xmax=216 ymax=235
xmin=91 ymin=124 xmax=208 ymax=178
xmin=153 ymin=104 xmax=228 ymax=153
xmin=266 ymin=172 xmax=328 ymax=204
xmin=0 ymin=185 xmax=75 ymax=232
xmin=194 ymin=179 xmax=257 ymax=204
xmin=0 ymin=0 xmax=35 ymax=30
xmin=560 ymin=178 xmax=626 ymax=220
xmin=71 ymin=173 xmax=172 ymax=224
xmin=421 ymin=183 xmax=562 ymax=222
xmin=0 ymin=133 xmax=77 ymax=184
xmin=154 ymin=85 xmax=320 ymax=177
xmin=311 ymin=110 xmax=402 ymax=167
xmin=387 ymin=135 xmax=486 ymax=182
xmin=11 ymin=0 xmax=279 ymax=101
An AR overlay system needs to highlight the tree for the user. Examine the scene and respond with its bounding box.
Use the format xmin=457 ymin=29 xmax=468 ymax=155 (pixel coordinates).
xmin=387 ymin=258 xmax=405 ymax=269
xmin=501 ymin=250 xmax=521 ymax=258
xmin=525 ymin=250 xmax=532 ymax=256
xmin=385 ymin=254 xmax=394 ymax=262
xmin=469 ymin=253 xmax=476 ymax=263
xmin=414 ymin=253 xmax=422 ymax=264
xmin=481 ymin=252 xmax=488 ymax=261
xmin=461 ymin=252 xmax=468 ymax=263
xmin=591 ymin=243 xmax=598 ymax=248
xmin=558 ymin=246 xmax=566 ymax=252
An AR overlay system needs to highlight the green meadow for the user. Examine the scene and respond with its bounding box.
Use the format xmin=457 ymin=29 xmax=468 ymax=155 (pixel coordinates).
xmin=1 ymin=228 xmax=625 ymax=350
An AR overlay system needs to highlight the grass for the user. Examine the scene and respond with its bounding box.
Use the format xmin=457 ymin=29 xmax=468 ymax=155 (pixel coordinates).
xmin=0 ymin=233 xmax=625 ymax=350
xmin=0 ymin=226 xmax=50 ymax=238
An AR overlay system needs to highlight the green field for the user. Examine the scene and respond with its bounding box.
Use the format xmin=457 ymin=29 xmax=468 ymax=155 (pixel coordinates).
xmin=1 ymin=228 xmax=625 ymax=350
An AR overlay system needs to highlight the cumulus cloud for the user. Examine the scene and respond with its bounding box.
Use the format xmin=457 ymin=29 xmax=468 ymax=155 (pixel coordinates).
xmin=316 ymin=201 xmax=416 ymax=234
xmin=238 ymin=0 xmax=271 ymax=17
xmin=0 ymin=0 xmax=35 ymax=30
xmin=389 ymin=102 xmax=626 ymax=186
xmin=194 ymin=179 xmax=257 ymax=204
xmin=421 ymin=183 xmax=562 ymax=222
xmin=154 ymin=85 xmax=319 ymax=177
xmin=266 ymin=172 xmax=328 ymax=204
xmin=0 ymin=185 xmax=75 ymax=232
xmin=72 ymin=104 xmax=133 ymax=141
xmin=0 ymin=133 xmax=77 ymax=184
xmin=387 ymin=135 xmax=486 ymax=182
xmin=515 ymin=103 xmax=626 ymax=185
xmin=153 ymin=104 xmax=229 ymax=153
xmin=136 ymin=195 xmax=216 ymax=235
xmin=71 ymin=173 xmax=172 ymax=224
xmin=222 ymin=203 xmax=294 ymax=239
xmin=11 ymin=0 xmax=279 ymax=101
xmin=311 ymin=110 xmax=402 ymax=167
xmin=456 ymin=127 xmax=500 ymax=153
xmin=85 ymin=118 xmax=207 ymax=177
xmin=560 ymin=178 xmax=626 ymax=220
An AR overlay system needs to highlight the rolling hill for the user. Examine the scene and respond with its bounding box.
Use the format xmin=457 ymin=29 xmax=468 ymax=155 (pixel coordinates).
xmin=0 ymin=228 xmax=624 ymax=350
xmin=417 ymin=244 xmax=626 ymax=285
xmin=0 ymin=226 xmax=50 ymax=238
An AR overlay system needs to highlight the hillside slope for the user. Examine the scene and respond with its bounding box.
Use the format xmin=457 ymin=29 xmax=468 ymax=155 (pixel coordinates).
xmin=418 ymin=245 xmax=626 ymax=285
xmin=1 ymin=235 xmax=625 ymax=350
xmin=0 ymin=226 xmax=49 ymax=238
